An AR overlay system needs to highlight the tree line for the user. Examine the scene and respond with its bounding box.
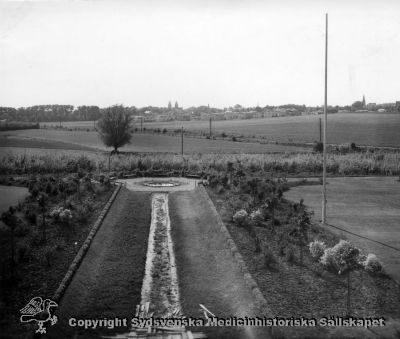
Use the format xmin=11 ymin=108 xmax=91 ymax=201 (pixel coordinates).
xmin=0 ymin=105 xmax=103 ymax=123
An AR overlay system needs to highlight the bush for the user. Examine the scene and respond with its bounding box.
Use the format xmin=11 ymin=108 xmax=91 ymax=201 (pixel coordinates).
xmin=76 ymin=205 xmax=89 ymax=223
xmin=15 ymin=224 xmax=30 ymax=237
xmin=320 ymin=247 xmax=336 ymax=269
xmin=264 ymin=247 xmax=275 ymax=268
xmin=313 ymin=141 xmax=323 ymax=153
xmin=250 ymin=209 xmax=263 ymax=225
xmin=233 ymin=209 xmax=249 ymax=227
xmin=43 ymin=245 xmax=57 ymax=267
xmin=17 ymin=244 xmax=29 ymax=262
xmin=321 ymin=240 xmax=361 ymax=274
xmin=285 ymin=246 xmax=296 ymax=263
xmin=50 ymin=207 xmax=73 ymax=225
xmin=309 ymin=240 xmax=326 ymax=260
xmin=363 ymin=253 xmax=383 ymax=274
xmin=25 ymin=208 xmax=37 ymax=225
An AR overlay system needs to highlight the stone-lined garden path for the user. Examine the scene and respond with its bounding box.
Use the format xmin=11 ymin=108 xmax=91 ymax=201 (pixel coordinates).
xmin=46 ymin=180 xmax=271 ymax=339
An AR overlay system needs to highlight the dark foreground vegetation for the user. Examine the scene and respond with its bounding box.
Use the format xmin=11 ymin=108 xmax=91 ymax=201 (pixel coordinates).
xmin=205 ymin=168 xmax=400 ymax=320
xmin=0 ymin=173 xmax=113 ymax=337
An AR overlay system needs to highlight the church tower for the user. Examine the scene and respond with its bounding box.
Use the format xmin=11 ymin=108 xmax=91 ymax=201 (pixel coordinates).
xmin=362 ymin=95 xmax=366 ymax=108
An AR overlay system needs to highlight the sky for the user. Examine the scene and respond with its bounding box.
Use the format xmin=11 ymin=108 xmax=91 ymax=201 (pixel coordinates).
xmin=0 ymin=0 xmax=399 ymax=108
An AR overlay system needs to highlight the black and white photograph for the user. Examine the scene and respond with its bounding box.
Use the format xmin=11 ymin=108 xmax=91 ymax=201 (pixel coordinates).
xmin=0 ymin=0 xmax=400 ymax=338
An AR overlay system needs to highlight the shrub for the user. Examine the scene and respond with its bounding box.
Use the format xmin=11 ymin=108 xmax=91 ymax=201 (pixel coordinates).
xmin=264 ymin=247 xmax=275 ymax=268
xmin=15 ymin=224 xmax=30 ymax=237
xmin=363 ymin=253 xmax=383 ymax=274
xmin=17 ymin=244 xmax=29 ymax=262
xmin=250 ymin=209 xmax=263 ymax=225
xmin=320 ymin=247 xmax=336 ymax=270
xmin=320 ymin=240 xmax=361 ymax=274
xmin=43 ymin=245 xmax=57 ymax=268
xmin=313 ymin=141 xmax=323 ymax=153
xmin=285 ymin=246 xmax=296 ymax=263
xmin=216 ymin=184 xmax=225 ymax=194
xmin=103 ymin=175 xmax=111 ymax=187
xmin=76 ymin=205 xmax=89 ymax=223
xmin=25 ymin=208 xmax=37 ymax=225
xmin=50 ymin=207 xmax=72 ymax=225
xmin=309 ymin=240 xmax=327 ymax=261
xmin=233 ymin=209 xmax=249 ymax=227
xmin=99 ymin=174 xmax=105 ymax=184
xmin=45 ymin=182 xmax=54 ymax=195
xmin=30 ymin=187 xmax=40 ymax=199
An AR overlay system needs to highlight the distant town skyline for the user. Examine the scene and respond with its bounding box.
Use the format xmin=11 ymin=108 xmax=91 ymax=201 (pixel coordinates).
xmin=1 ymin=0 xmax=399 ymax=108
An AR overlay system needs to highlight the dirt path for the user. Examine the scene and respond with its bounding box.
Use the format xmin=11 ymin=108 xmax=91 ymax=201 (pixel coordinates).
xmin=46 ymin=189 xmax=152 ymax=339
xmin=169 ymin=188 xmax=271 ymax=339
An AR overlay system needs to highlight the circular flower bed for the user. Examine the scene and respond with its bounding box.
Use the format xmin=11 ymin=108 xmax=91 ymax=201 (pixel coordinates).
xmin=142 ymin=181 xmax=182 ymax=188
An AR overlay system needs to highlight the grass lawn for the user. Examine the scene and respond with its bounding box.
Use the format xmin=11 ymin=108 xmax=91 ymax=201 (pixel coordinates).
xmin=47 ymin=189 xmax=151 ymax=339
xmin=0 ymin=129 xmax=308 ymax=154
xmin=284 ymin=177 xmax=400 ymax=282
xmin=0 ymin=185 xmax=29 ymax=214
xmin=169 ymin=189 xmax=271 ymax=339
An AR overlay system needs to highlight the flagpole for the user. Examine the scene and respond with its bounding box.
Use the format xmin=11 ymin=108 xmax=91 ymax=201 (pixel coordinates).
xmin=322 ymin=13 xmax=328 ymax=224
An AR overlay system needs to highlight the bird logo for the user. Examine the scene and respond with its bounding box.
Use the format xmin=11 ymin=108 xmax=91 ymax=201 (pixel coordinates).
xmin=20 ymin=297 xmax=58 ymax=334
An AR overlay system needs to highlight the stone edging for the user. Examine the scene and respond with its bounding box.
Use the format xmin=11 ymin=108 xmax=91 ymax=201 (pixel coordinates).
xmin=52 ymin=184 xmax=122 ymax=303
xmin=198 ymin=186 xmax=273 ymax=317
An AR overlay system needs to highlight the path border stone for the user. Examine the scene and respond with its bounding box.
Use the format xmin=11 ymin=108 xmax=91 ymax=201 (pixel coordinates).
xmin=52 ymin=184 xmax=122 ymax=303
xmin=198 ymin=186 xmax=273 ymax=317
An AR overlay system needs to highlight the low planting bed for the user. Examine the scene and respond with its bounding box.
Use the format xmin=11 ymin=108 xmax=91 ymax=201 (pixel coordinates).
xmin=0 ymin=173 xmax=113 ymax=338
xmin=206 ymin=173 xmax=400 ymax=320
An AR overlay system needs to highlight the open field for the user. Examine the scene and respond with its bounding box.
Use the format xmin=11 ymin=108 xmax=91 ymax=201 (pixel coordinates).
xmin=285 ymin=177 xmax=400 ymax=282
xmin=0 ymin=129 xmax=308 ymax=154
xmin=146 ymin=113 xmax=400 ymax=147
xmin=0 ymin=134 xmax=97 ymax=153
xmin=42 ymin=113 xmax=400 ymax=147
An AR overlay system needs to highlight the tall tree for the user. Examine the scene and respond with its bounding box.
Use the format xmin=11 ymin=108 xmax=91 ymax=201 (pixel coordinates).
xmin=97 ymin=105 xmax=133 ymax=153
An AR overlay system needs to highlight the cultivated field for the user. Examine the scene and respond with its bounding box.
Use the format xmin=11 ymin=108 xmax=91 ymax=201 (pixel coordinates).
xmin=0 ymin=129 xmax=308 ymax=154
xmin=285 ymin=177 xmax=400 ymax=282
xmin=146 ymin=113 xmax=400 ymax=147
xmin=41 ymin=113 xmax=400 ymax=147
